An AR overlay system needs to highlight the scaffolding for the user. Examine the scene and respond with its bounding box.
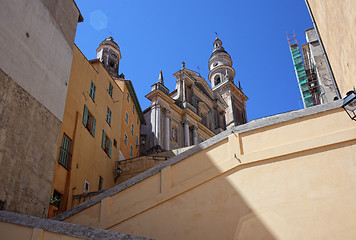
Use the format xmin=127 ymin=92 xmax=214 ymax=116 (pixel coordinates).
xmin=302 ymin=44 xmax=321 ymax=105
xmin=287 ymin=31 xmax=319 ymax=108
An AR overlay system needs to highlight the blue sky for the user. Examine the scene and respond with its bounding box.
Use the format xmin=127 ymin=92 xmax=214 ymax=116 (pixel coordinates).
xmin=74 ymin=0 xmax=313 ymax=121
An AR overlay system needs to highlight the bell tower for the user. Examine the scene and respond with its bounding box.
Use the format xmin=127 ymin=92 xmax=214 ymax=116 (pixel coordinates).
xmin=208 ymin=37 xmax=248 ymax=128
xmin=96 ymin=37 xmax=122 ymax=77
xmin=208 ymin=38 xmax=235 ymax=89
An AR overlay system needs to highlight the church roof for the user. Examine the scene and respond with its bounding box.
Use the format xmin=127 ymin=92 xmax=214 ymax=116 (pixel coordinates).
xmin=209 ymin=37 xmax=230 ymax=60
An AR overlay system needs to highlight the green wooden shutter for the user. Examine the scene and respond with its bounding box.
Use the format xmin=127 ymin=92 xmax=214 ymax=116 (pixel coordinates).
xmin=83 ymin=105 xmax=88 ymax=126
xmin=106 ymin=107 xmax=109 ymax=123
xmin=109 ymin=109 xmax=112 ymax=126
xmin=59 ymin=134 xmax=71 ymax=168
xmin=106 ymin=107 xmax=111 ymax=126
xmin=89 ymin=81 xmax=93 ymax=98
xmin=102 ymin=130 xmax=106 ymax=149
xmin=109 ymin=82 xmax=113 ymax=97
xmin=91 ymin=116 xmax=96 ymax=136
xmin=108 ymin=139 xmax=112 ymax=158
xmin=93 ymin=84 xmax=96 ymax=101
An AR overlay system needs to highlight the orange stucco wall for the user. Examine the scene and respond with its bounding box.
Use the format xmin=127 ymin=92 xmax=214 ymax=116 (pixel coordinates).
xmin=116 ymin=81 xmax=141 ymax=160
xmin=50 ymin=45 xmax=124 ymax=216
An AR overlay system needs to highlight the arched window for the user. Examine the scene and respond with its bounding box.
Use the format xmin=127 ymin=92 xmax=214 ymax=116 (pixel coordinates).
xmin=214 ymin=75 xmax=221 ymax=86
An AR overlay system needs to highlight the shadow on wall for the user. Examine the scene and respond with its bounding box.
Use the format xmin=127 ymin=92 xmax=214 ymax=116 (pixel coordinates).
xmin=109 ymin=140 xmax=277 ymax=240
xmin=54 ymin=104 xmax=355 ymax=240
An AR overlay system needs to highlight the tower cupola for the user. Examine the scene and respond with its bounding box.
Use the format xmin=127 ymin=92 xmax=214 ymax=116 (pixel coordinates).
xmin=96 ymin=37 xmax=122 ymax=77
xmin=208 ymin=37 xmax=235 ymax=89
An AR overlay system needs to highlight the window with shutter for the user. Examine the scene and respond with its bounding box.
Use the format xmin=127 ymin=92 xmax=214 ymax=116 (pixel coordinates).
xmin=125 ymin=113 xmax=129 ymax=124
xmin=58 ymin=134 xmax=71 ymax=169
xmin=102 ymin=130 xmax=106 ymax=150
xmin=108 ymin=82 xmax=113 ymax=98
xmin=106 ymin=107 xmax=112 ymax=126
xmin=102 ymin=130 xmax=112 ymax=158
xmin=83 ymin=105 xmax=88 ymax=126
xmin=89 ymin=81 xmax=96 ymax=101
xmin=108 ymin=139 xmax=112 ymax=158
xmin=92 ymin=116 xmax=96 ymax=136
xmin=83 ymin=105 xmax=96 ymax=136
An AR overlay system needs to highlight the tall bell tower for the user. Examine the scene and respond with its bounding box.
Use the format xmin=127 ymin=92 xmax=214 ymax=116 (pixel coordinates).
xmin=96 ymin=37 xmax=122 ymax=78
xmin=208 ymin=37 xmax=248 ymax=128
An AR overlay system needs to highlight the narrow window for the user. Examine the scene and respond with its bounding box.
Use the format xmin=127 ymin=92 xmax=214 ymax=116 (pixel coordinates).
xmin=214 ymin=75 xmax=221 ymax=86
xmin=109 ymin=60 xmax=115 ymax=68
xmin=125 ymin=113 xmax=129 ymax=124
xmin=127 ymin=92 xmax=130 ymax=103
xmin=50 ymin=190 xmax=62 ymax=209
xmin=131 ymin=124 xmax=134 ymax=135
xmin=101 ymin=130 xmax=112 ymax=158
xmin=108 ymin=82 xmax=113 ymax=98
xmin=113 ymin=139 xmax=117 ymax=148
xmin=84 ymin=180 xmax=90 ymax=193
xmin=98 ymin=176 xmax=103 ymax=191
xmin=58 ymin=134 xmax=71 ymax=169
xmin=130 ymin=145 xmax=133 ymax=157
xmin=133 ymin=105 xmax=135 ymax=115
xmin=137 ymin=116 xmax=139 ymax=125
xmin=89 ymin=81 xmax=96 ymax=101
xmin=124 ymin=134 xmax=128 ymax=146
xmin=136 ymin=135 xmax=138 ymax=147
xmin=83 ymin=105 xmax=96 ymax=136
xmin=106 ymin=107 xmax=112 ymax=126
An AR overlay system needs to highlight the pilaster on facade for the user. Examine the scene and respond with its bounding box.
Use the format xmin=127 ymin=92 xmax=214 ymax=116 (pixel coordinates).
xmin=163 ymin=108 xmax=171 ymax=150
xmin=151 ymin=103 xmax=161 ymax=148
xmin=182 ymin=119 xmax=190 ymax=147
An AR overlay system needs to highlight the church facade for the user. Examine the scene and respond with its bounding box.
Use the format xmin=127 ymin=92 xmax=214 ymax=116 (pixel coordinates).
xmin=141 ymin=38 xmax=248 ymax=154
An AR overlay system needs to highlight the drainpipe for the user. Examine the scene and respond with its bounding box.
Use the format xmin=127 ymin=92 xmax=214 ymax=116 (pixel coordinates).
xmin=304 ymin=0 xmax=341 ymax=99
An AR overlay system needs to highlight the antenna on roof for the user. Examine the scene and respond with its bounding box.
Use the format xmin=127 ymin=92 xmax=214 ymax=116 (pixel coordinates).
xmin=109 ymin=31 xmax=115 ymax=40
xmin=215 ymin=32 xmax=218 ymax=38
xmin=197 ymin=66 xmax=201 ymax=76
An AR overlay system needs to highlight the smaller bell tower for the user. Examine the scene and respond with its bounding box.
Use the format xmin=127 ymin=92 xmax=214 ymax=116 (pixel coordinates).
xmin=208 ymin=38 xmax=235 ymax=89
xmin=208 ymin=37 xmax=248 ymax=128
xmin=96 ymin=37 xmax=122 ymax=77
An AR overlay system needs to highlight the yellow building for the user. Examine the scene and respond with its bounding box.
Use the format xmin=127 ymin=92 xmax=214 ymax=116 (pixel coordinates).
xmin=49 ymin=45 xmax=124 ymax=217
xmin=95 ymin=37 xmax=145 ymax=161
xmin=2 ymin=1 xmax=356 ymax=239
xmin=116 ymin=79 xmax=143 ymax=160
xmin=50 ymin=1 xmax=356 ymax=239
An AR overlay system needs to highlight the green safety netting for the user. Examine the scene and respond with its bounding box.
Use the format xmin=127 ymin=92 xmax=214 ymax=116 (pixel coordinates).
xmin=289 ymin=43 xmax=314 ymax=108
